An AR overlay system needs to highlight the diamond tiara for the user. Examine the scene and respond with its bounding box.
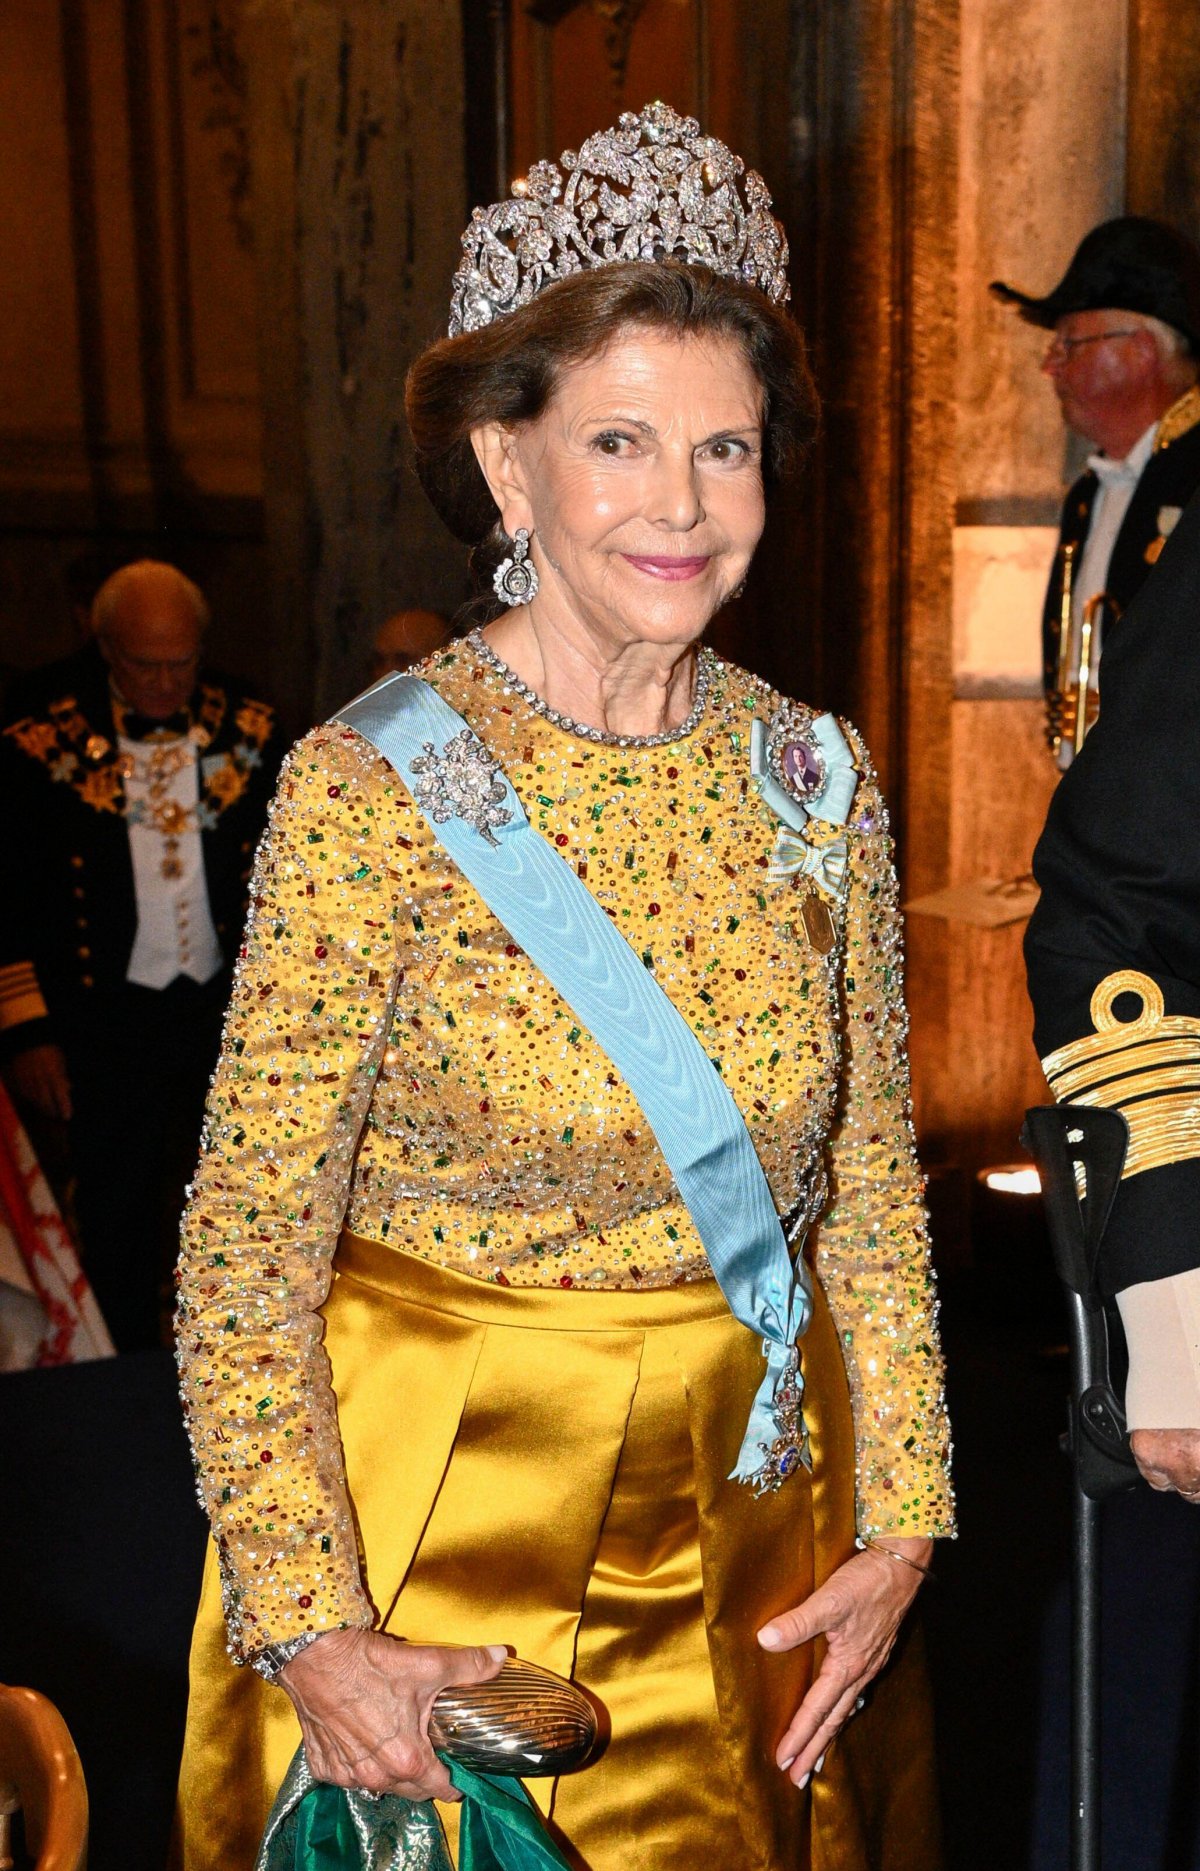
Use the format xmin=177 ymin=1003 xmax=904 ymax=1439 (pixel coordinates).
xmin=448 ymin=100 xmax=790 ymax=337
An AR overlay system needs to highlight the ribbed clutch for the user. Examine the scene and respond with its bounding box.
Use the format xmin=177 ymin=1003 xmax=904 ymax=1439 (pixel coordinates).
xmin=429 ymin=1659 xmax=597 ymax=1776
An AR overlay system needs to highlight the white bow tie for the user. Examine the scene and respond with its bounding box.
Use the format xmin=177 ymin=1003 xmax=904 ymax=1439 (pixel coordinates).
xmin=1088 ymin=451 xmax=1142 ymax=487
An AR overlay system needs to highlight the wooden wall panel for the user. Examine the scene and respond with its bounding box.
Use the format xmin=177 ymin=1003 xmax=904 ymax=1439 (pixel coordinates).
xmin=0 ymin=0 xmax=261 ymax=534
xmin=167 ymin=0 xmax=258 ymax=402
xmin=0 ymin=5 xmax=87 ymax=477
xmin=1128 ymin=0 xmax=1200 ymax=238
xmin=907 ymin=698 xmax=1056 ymax=1168
xmin=506 ymin=0 xmax=795 ymax=180
xmin=0 ymin=0 xmax=267 ymax=689
xmin=244 ymin=0 xmax=468 ymax=725
xmin=509 ymin=1 xmax=705 ymax=182
xmin=114 ymin=0 xmax=260 ymax=505
xmin=619 ymin=1 xmax=705 ymax=122
xmin=81 ymin=0 xmax=150 ymax=499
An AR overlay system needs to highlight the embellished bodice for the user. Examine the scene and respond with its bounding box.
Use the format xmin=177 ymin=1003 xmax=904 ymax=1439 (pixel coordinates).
xmin=176 ymin=637 xmax=953 ymax=1657
xmin=340 ymin=643 xmax=847 ymax=1287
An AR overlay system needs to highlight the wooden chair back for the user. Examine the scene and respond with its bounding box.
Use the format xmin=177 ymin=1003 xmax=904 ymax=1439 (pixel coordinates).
xmin=0 ymin=1685 xmax=87 ymax=1871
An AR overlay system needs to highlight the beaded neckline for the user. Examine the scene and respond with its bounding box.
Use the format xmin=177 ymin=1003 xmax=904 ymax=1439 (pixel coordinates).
xmin=466 ymin=630 xmax=713 ymax=749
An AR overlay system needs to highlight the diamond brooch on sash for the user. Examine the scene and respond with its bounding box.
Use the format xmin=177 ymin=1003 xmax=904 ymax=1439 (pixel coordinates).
xmin=752 ymin=1346 xmax=810 ymax=1495
xmin=409 ymin=730 xmax=514 ymax=846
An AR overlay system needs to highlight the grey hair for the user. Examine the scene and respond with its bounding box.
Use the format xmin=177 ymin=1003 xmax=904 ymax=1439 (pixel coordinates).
xmin=1126 ymin=311 xmax=1197 ymax=369
xmin=91 ymin=560 xmax=211 ymax=635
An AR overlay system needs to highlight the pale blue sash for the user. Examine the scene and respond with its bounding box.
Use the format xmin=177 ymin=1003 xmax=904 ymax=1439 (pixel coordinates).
xmin=339 ymin=675 xmax=812 ymax=1491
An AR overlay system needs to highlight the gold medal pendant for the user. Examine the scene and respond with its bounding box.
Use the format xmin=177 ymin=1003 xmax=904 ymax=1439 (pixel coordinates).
xmin=801 ymin=890 xmax=835 ymax=954
xmin=118 ymin=730 xmax=202 ymax=878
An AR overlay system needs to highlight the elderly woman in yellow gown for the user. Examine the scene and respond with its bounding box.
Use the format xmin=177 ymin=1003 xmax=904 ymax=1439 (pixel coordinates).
xmin=175 ymin=103 xmax=954 ymax=1871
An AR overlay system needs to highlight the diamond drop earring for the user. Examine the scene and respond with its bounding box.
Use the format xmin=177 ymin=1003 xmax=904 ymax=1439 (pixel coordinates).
xmin=492 ymin=528 xmax=539 ymax=607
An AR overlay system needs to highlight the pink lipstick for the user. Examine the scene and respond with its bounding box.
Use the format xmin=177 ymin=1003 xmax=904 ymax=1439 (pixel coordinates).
xmin=621 ymin=554 xmax=711 ymax=581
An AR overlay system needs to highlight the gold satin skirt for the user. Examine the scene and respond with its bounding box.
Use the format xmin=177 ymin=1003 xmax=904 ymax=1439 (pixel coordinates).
xmin=176 ymin=1237 xmax=941 ymax=1870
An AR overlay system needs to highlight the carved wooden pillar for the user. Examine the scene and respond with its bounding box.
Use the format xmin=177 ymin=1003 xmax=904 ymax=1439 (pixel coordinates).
xmin=927 ymin=0 xmax=1128 ymax=1172
xmin=244 ymin=0 xmax=467 ymax=726
xmin=785 ymin=0 xmax=963 ymax=1166
xmin=1128 ymin=2 xmax=1200 ymax=234
xmin=787 ymin=0 xmax=958 ymax=830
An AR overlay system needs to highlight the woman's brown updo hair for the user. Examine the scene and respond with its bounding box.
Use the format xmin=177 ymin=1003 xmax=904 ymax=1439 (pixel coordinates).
xmin=405 ymin=260 xmax=819 ymax=619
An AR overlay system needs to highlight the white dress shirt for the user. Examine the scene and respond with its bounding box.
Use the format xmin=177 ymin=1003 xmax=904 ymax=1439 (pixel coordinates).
xmin=1072 ymin=420 xmax=1158 ymax=639
xmin=120 ymin=732 xmax=223 ymax=990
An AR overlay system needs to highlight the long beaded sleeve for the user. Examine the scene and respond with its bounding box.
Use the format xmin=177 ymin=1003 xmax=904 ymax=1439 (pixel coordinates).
xmin=176 ymin=729 xmax=400 ymax=1658
xmin=813 ymin=756 xmax=954 ymax=1540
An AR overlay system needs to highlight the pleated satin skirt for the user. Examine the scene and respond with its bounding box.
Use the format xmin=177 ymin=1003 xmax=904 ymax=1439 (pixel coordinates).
xmin=176 ymin=1236 xmax=941 ymax=1870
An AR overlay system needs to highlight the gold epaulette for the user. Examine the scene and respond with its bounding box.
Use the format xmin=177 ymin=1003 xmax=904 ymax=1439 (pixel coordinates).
xmin=1154 ymin=384 xmax=1200 ymax=452
xmin=1042 ymin=971 xmax=1200 ymax=1178
xmin=0 ymin=959 xmax=49 ymax=1031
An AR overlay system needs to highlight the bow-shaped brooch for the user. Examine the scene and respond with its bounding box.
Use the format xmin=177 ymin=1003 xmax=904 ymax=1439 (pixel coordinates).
xmin=766 ymin=827 xmax=848 ymax=893
xmin=749 ymin=705 xmax=859 ymax=898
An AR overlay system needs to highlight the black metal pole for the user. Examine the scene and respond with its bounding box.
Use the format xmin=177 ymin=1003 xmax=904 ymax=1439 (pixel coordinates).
xmin=1023 ymin=1106 xmax=1137 ymax=1871
xmin=1066 ymin=1277 xmax=1102 ymax=1871
xmin=1071 ymin=1481 xmax=1101 ymax=1871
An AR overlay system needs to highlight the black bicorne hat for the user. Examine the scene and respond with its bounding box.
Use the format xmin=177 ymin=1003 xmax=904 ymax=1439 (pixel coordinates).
xmin=990 ymin=216 xmax=1200 ymax=352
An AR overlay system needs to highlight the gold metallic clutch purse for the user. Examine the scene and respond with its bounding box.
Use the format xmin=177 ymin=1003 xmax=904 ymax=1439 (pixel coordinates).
xmin=429 ymin=1658 xmax=597 ymax=1776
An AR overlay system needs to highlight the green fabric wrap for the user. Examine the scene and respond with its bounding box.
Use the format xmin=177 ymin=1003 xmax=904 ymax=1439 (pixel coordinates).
xmin=255 ymin=1749 xmax=572 ymax=1871
xmin=450 ymin=1762 xmax=569 ymax=1871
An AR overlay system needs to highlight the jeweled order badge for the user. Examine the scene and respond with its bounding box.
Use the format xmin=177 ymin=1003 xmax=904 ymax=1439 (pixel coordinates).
xmin=766 ymin=702 xmax=827 ymax=810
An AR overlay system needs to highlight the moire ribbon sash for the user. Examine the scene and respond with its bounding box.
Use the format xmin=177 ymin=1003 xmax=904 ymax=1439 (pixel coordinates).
xmin=339 ymin=673 xmax=812 ymax=1492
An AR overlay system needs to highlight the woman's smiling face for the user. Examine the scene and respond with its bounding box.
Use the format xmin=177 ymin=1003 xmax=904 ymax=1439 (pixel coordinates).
xmin=473 ymin=324 xmax=768 ymax=654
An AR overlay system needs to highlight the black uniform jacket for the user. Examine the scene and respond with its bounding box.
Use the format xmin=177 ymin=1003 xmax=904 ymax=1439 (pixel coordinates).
xmin=1041 ymin=386 xmax=1200 ymax=698
xmin=0 ymin=640 xmax=283 ymax=1057
xmin=1026 ymin=486 xmax=1200 ymax=1294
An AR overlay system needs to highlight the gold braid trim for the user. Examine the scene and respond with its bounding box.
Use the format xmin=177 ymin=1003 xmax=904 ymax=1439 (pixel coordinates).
xmin=1042 ymin=970 xmax=1200 ymax=1179
xmin=0 ymin=960 xmax=49 ymax=1031
xmin=1154 ymin=384 xmax=1200 ymax=453
xmin=5 ymin=681 xmax=273 ymax=824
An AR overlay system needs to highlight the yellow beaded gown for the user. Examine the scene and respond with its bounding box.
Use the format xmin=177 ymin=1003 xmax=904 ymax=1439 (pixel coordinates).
xmin=174 ymin=635 xmax=954 ymax=1871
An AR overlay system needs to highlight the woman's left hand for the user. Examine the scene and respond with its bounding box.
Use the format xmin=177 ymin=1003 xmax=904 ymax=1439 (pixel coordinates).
xmin=757 ymin=1535 xmax=933 ymax=1786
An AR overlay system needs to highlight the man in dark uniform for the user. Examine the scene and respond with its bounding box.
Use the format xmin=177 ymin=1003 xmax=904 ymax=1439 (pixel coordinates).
xmin=992 ymin=217 xmax=1200 ymax=767
xmin=1025 ymin=490 xmax=1200 ymax=1498
xmin=0 ymin=560 xmax=283 ymax=1351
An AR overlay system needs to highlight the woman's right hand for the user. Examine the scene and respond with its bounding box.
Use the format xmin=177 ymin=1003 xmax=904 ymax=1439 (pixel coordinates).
xmin=279 ymin=1627 xmax=508 ymax=1802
